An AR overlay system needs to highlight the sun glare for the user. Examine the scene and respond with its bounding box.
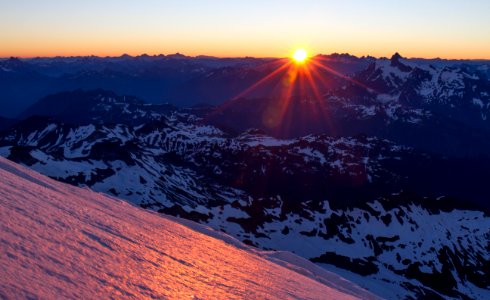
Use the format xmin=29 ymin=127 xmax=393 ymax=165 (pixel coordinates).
xmin=292 ymin=49 xmax=308 ymax=63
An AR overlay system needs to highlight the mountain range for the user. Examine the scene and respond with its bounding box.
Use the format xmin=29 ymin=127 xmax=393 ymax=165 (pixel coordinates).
xmin=2 ymin=52 xmax=487 ymax=118
xmin=1 ymin=53 xmax=490 ymax=299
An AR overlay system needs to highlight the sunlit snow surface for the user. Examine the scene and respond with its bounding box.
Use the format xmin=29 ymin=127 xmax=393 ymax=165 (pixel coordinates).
xmin=0 ymin=157 xmax=378 ymax=299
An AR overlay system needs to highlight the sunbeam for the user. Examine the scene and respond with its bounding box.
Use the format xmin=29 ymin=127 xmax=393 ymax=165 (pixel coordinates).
xmin=208 ymin=51 xmax=368 ymax=136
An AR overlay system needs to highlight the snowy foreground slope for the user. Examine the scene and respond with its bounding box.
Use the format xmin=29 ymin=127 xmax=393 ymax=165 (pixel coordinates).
xmin=0 ymin=157 xmax=377 ymax=300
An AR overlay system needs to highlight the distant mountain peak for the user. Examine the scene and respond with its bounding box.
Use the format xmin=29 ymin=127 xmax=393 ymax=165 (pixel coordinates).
xmin=390 ymin=52 xmax=412 ymax=72
xmin=167 ymin=53 xmax=188 ymax=59
xmin=327 ymin=53 xmax=360 ymax=59
xmin=391 ymin=52 xmax=403 ymax=61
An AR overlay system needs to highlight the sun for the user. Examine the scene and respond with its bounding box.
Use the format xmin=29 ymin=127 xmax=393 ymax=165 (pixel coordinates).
xmin=292 ymin=49 xmax=308 ymax=63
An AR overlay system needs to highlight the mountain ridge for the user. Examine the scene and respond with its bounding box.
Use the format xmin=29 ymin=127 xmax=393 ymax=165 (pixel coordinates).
xmin=3 ymin=52 xmax=488 ymax=118
xmin=2 ymin=91 xmax=490 ymax=298
xmin=2 ymin=53 xmax=490 ymax=298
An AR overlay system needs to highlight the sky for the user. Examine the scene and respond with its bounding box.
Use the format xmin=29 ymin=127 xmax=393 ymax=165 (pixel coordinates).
xmin=1 ymin=0 xmax=489 ymax=59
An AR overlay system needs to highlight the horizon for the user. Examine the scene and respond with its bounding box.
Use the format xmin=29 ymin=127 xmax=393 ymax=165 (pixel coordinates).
xmin=3 ymin=51 xmax=490 ymax=61
xmin=1 ymin=0 xmax=490 ymax=60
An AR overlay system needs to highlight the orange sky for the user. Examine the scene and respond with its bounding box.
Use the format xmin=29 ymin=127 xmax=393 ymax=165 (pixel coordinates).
xmin=1 ymin=0 xmax=489 ymax=59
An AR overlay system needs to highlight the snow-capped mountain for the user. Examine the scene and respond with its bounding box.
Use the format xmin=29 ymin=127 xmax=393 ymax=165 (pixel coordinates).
xmin=1 ymin=90 xmax=489 ymax=299
xmin=2 ymin=53 xmax=488 ymax=132
xmin=206 ymin=54 xmax=490 ymax=156
xmin=0 ymin=156 xmax=380 ymax=299
xmin=352 ymin=53 xmax=490 ymax=125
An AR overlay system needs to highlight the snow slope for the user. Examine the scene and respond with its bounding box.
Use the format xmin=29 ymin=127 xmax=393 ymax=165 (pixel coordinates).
xmin=0 ymin=157 xmax=377 ymax=299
